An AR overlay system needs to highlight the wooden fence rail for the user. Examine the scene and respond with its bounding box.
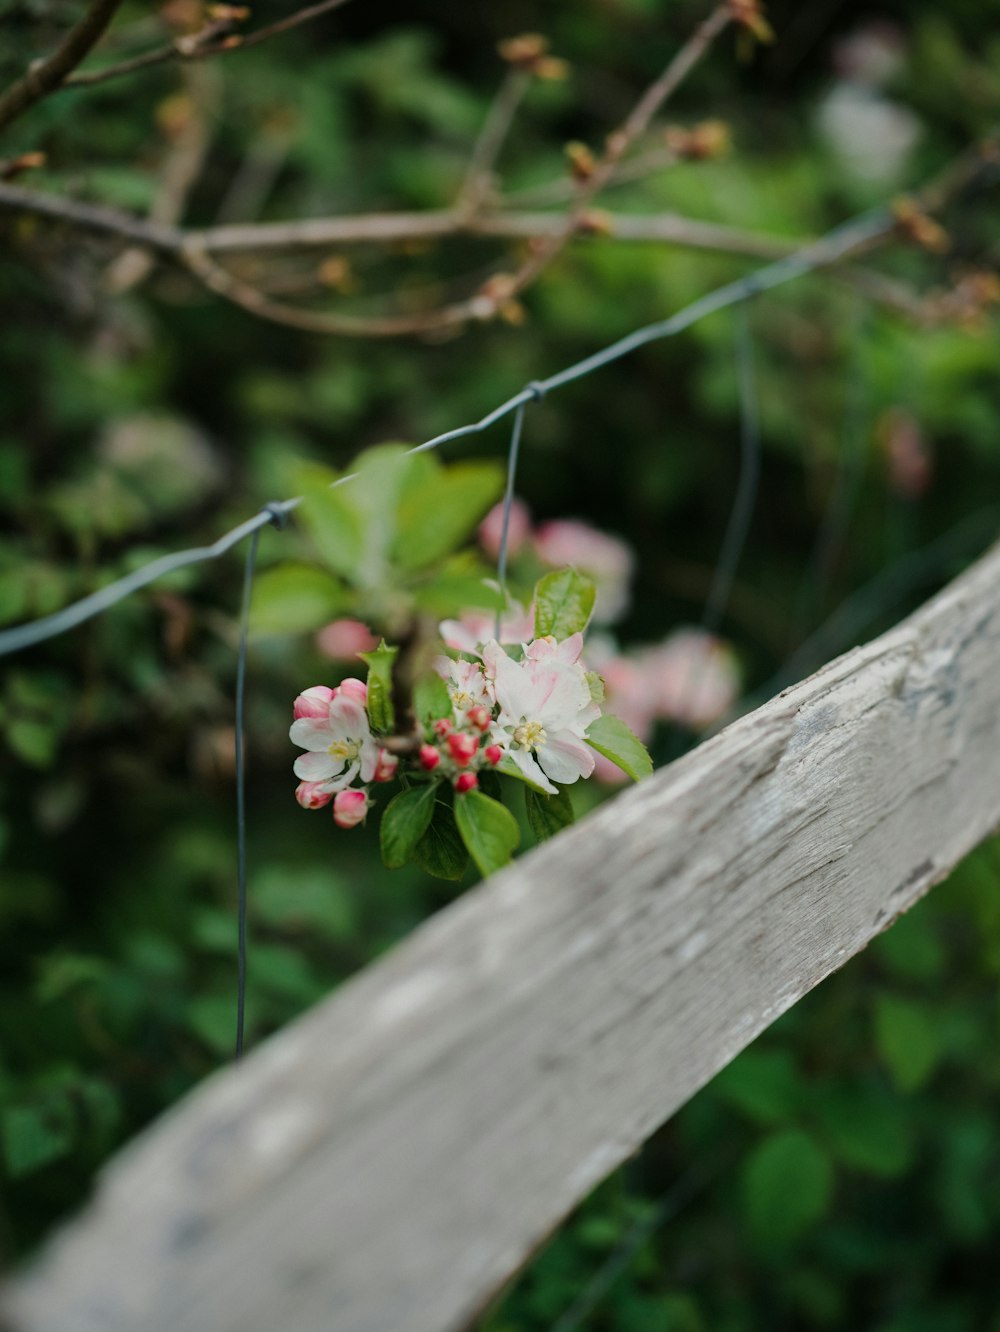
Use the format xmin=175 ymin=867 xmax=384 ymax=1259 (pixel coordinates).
xmin=3 ymin=538 xmax=1000 ymax=1332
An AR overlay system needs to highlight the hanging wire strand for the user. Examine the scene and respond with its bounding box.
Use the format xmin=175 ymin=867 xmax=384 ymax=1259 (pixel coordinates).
xmin=703 ymin=305 xmax=761 ymax=633
xmin=0 ymin=206 xmax=893 ymax=661
xmin=234 ymin=525 xmax=263 ymax=1059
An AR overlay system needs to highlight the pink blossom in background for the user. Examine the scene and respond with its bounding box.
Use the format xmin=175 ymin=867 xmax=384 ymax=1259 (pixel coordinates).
xmin=439 ymin=599 xmax=535 ymax=655
xmin=644 ymin=629 xmax=739 ymax=729
xmin=533 ymin=520 xmax=634 ymax=624
xmin=332 ymin=788 xmax=370 ymax=828
xmin=589 ymin=651 xmax=658 ymax=785
xmin=479 ymin=497 xmax=532 ymax=561
xmin=315 ymin=618 xmax=378 ymax=661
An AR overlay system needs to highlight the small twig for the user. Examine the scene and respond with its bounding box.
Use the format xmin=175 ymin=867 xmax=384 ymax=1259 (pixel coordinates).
xmin=0 ymin=0 xmax=125 ymax=132
xmin=456 ymin=67 xmax=532 ymax=215
xmin=64 ymin=0 xmax=353 ymax=90
xmin=503 ymin=144 xmax=684 ymax=208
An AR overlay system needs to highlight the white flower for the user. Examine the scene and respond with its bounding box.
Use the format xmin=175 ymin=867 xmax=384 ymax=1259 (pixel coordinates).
xmin=435 ymin=655 xmax=495 ymax=719
xmin=289 ymin=693 xmax=379 ymax=791
xmin=488 ymin=637 xmax=599 ymax=794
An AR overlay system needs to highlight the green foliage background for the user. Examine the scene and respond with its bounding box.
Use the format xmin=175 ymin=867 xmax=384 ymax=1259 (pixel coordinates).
xmin=2 ymin=0 xmax=1000 ymax=1326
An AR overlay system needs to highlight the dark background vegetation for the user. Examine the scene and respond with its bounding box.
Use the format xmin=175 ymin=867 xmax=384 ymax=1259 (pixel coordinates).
xmin=1 ymin=0 xmax=1000 ymax=1327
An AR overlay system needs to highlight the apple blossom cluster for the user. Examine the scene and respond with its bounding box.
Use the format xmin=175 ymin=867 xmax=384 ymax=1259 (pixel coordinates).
xmin=290 ymin=629 xmax=603 ymax=831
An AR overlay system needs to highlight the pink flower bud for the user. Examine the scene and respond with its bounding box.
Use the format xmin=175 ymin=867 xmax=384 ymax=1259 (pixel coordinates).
xmin=338 ymin=677 xmax=368 ymax=704
xmin=467 ymin=705 xmax=491 ymax=732
xmin=295 ymin=780 xmax=334 ymax=809
xmin=484 ymin=744 xmax=503 ymax=766
xmin=374 ymin=749 xmax=399 ymax=783
xmin=419 ymin=744 xmax=441 ymax=771
xmin=332 ymin=788 xmax=370 ymax=829
xmin=454 ymin=772 xmax=478 ymax=794
xmin=433 ymin=717 xmax=454 ymax=737
xmin=446 ymin=732 xmax=479 ymax=767
xmin=293 ymin=685 xmax=335 ymax=719
xmin=315 ymin=618 xmax=378 ymax=661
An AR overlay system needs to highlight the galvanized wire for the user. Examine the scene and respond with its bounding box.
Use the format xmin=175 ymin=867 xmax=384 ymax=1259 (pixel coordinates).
xmin=0 ymin=205 xmax=891 ymax=660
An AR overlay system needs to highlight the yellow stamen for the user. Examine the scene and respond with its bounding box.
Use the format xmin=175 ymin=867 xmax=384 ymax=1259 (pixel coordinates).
xmin=513 ymin=720 xmax=547 ymax=751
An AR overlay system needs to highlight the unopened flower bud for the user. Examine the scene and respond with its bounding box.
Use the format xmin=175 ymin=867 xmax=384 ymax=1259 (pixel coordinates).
xmin=293 ymin=685 xmax=335 ymax=719
xmin=338 ymin=677 xmax=368 ymax=704
xmin=467 ymin=706 xmax=492 ymax=732
xmin=374 ymin=749 xmax=399 ymax=783
xmin=433 ymin=717 xmax=454 ymax=738
xmin=419 ymin=744 xmax=441 ymax=771
xmin=333 ymin=788 xmax=370 ymax=829
xmin=447 ymin=732 xmax=480 ymax=767
xmin=295 ymin=781 xmax=333 ymax=809
xmin=454 ymin=772 xmax=479 ymax=794
xmin=484 ymin=744 xmax=503 ymax=766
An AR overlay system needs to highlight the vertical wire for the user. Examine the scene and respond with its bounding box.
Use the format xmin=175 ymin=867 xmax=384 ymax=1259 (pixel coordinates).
xmin=703 ymin=305 xmax=761 ymax=635
xmin=234 ymin=526 xmax=262 ymax=1060
xmin=494 ymin=398 xmax=527 ymax=637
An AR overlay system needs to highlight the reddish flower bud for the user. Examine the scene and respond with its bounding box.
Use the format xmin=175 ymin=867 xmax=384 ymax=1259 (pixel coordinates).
xmin=467 ymin=705 xmax=492 ymax=732
xmin=419 ymin=744 xmax=441 ymax=771
xmin=484 ymin=744 xmax=503 ymax=767
xmin=433 ymin=717 xmax=454 ymax=737
xmin=295 ymin=780 xmax=333 ymax=809
xmin=374 ymin=749 xmax=399 ymax=783
xmin=332 ymin=788 xmax=369 ymax=829
xmin=293 ymin=685 xmax=335 ymax=719
xmin=447 ymin=732 xmax=479 ymax=767
xmin=338 ymin=677 xmax=368 ymax=704
xmin=454 ymin=772 xmax=478 ymax=794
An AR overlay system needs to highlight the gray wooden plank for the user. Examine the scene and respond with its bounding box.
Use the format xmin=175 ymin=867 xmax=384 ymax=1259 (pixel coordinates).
xmin=4 ymin=538 xmax=1000 ymax=1332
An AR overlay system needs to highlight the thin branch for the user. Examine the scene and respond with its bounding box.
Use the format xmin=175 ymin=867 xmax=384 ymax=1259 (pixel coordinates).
xmin=503 ymin=144 xmax=684 ymax=208
xmin=0 ymin=0 xmax=125 ymax=132
xmin=456 ymin=68 xmax=532 ymax=214
xmin=64 ymin=0 xmax=353 ymax=90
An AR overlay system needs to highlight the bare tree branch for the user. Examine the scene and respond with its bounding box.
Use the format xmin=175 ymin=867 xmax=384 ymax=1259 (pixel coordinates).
xmin=0 ymin=0 xmax=126 ymax=132
xmin=64 ymin=0 xmax=353 ymax=90
xmin=456 ymin=68 xmax=532 ymax=215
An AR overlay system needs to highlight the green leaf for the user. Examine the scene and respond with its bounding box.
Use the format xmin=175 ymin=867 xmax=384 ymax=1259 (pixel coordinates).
xmin=713 ymin=1049 xmax=804 ymax=1126
xmin=818 ymin=1085 xmax=915 ymax=1178
xmin=251 ymin=564 xmax=348 ymax=634
xmin=585 ymin=714 xmax=653 ymax=782
xmin=295 ymin=461 xmax=366 ymax=580
xmin=525 ymin=785 xmax=575 ymax=842
xmin=395 ymin=460 xmax=504 ymax=571
xmin=6 ymin=718 xmax=57 ymax=768
xmin=585 ymin=671 xmax=606 ymax=705
xmin=454 ymin=789 xmax=520 ymax=876
xmin=741 ymin=1129 xmax=833 ymax=1249
xmin=359 ymin=640 xmax=399 ymax=733
xmin=412 ymin=672 xmax=451 ymax=727
xmin=412 ymin=569 xmax=505 ymax=616
xmin=873 ymin=994 xmax=941 ymax=1092
xmin=414 ymin=801 xmax=469 ymax=881
xmin=380 ymin=783 xmax=439 ymax=869
xmin=533 ymin=568 xmax=596 ymax=639
xmin=2 ymin=1102 xmax=74 ymax=1177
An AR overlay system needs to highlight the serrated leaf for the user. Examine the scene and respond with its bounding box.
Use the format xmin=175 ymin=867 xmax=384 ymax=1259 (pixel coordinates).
xmin=585 ymin=713 xmax=653 ymax=782
xmin=741 ymin=1129 xmax=833 ymax=1248
xmin=380 ymin=783 xmax=439 ymax=869
xmin=251 ymin=564 xmax=349 ymax=634
xmin=359 ymin=640 xmax=399 ymax=733
xmin=525 ymin=785 xmax=575 ymax=842
xmin=533 ymin=568 xmax=596 ymax=639
xmin=413 ymin=672 xmax=451 ymax=727
xmin=295 ymin=462 xmax=366 ymax=579
xmin=873 ymin=994 xmax=941 ymax=1092
xmin=413 ymin=801 xmax=469 ymax=881
xmin=454 ymin=789 xmax=520 ymax=876
xmin=395 ymin=460 xmax=504 ymax=571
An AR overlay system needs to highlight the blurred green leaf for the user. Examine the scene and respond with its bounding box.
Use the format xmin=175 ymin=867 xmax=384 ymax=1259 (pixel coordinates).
xmin=742 ymin=1129 xmax=833 ymax=1248
xmin=874 ymin=995 xmax=941 ymax=1092
xmin=252 ymin=564 xmax=349 ymax=635
xmin=296 ymin=462 xmax=366 ymax=579
xmin=2 ymin=1102 xmax=74 ymax=1178
xmin=395 ymin=460 xmax=504 ymax=572
xmin=412 ymin=672 xmax=451 ymax=727
xmin=713 ymin=1048 xmax=803 ymax=1126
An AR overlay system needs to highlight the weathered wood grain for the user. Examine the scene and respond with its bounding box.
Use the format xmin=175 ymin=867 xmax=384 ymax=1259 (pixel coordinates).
xmin=4 ymin=539 xmax=1000 ymax=1332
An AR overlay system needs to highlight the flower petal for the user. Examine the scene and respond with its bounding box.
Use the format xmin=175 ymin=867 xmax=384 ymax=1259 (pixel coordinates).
xmin=289 ymin=718 xmax=333 ymax=751
xmin=511 ymin=746 xmax=558 ymax=795
xmin=293 ymin=751 xmax=341 ymax=781
xmin=539 ymin=731 xmax=595 ymax=785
